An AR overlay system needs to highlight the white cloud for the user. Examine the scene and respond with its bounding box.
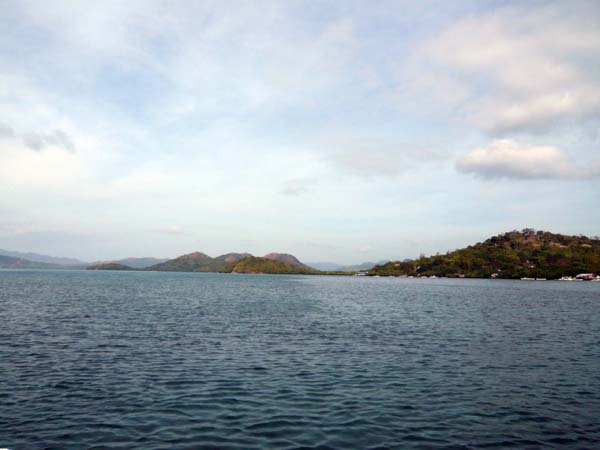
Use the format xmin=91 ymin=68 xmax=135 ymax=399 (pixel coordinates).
xmin=15 ymin=1 xmax=360 ymax=119
xmin=0 ymin=121 xmax=75 ymax=153
xmin=415 ymin=1 xmax=600 ymax=135
xmin=0 ymin=139 xmax=83 ymax=189
xmin=0 ymin=122 xmax=14 ymax=137
xmin=22 ymin=129 xmax=75 ymax=152
xmin=457 ymin=139 xmax=599 ymax=180
xmin=2 ymin=1 xmax=600 ymax=260
xmin=325 ymin=139 xmax=442 ymax=178
xmin=280 ymin=178 xmax=315 ymax=196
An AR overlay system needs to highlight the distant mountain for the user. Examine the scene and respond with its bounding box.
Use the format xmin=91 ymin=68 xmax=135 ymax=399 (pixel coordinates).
xmin=215 ymin=252 xmax=253 ymax=264
xmin=146 ymin=252 xmax=214 ymax=272
xmin=87 ymin=262 xmax=133 ymax=271
xmin=111 ymin=257 xmax=169 ymax=269
xmin=0 ymin=254 xmax=64 ymax=269
xmin=223 ymin=256 xmax=318 ymax=275
xmin=145 ymin=251 xmax=316 ymax=273
xmin=263 ymin=253 xmax=311 ymax=268
xmin=145 ymin=252 xmax=252 ymax=272
xmin=307 ymin=260 xmax=389 ymax=271
xmin=0 ymin=249 xmax=86 ymax=266
xmin=305 ymin=262 xmax=342 ymax=271
xmin=343 ymin=260 xmax=389 ymax=271
xmin=369 ymin=229 xmax=600 ymax=279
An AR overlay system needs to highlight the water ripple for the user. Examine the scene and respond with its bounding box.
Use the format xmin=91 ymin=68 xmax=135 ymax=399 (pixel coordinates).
xmin=1 ymin=271 xmax=600 ymax=449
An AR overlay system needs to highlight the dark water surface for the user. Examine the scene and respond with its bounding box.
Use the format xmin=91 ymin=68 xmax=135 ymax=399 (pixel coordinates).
xmin=1 ymin=270 xmax=600 ymax=449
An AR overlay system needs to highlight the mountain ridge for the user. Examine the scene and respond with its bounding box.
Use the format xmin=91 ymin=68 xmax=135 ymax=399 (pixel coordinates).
xmin=87 ymin=262 xmax=133 ymax=271
xmin=145 ymin=252 xmax=261 ymax=272
xmin=144 ymin=251 xmax=316 ymax=273
xmin=0 ymin=254 xmax=65 ymax=269
xmin=110 ymin=257 xmax=169 ymax=269
xmin=0 ymin=249 xmax=86 ymax=266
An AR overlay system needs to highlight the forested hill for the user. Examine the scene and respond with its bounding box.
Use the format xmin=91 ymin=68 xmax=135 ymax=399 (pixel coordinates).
xmin=222 ymin=256 xmax=318 ymax=275
xmin=86 ymin=262 xmax=133 ymax=271
xmin=370 ymin=229 xmax=600 ymax=279
xmin=144 ymin=252 xmax=313 ymax=273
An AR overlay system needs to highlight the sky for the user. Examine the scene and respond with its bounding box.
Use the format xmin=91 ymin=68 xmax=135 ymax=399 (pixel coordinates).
xmin=1 ymin=0 xmax=599 ymax=263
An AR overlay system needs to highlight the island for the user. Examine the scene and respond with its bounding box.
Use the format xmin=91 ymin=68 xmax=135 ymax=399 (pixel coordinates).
xmin=222 ymin=256 xmax=318 ymax=275
xmin=86 ymin=262 xmax=134 ymax=271
xmin=369 ymin=229 xmax=600 ymax=279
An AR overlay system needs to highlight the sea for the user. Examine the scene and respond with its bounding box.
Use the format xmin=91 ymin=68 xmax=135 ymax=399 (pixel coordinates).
xmin=1 ymin=270 xmax=599 ymax=449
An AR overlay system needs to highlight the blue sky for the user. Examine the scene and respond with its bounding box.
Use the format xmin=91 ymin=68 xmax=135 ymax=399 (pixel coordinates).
xmin=1 ymin=0 xmax=599 ymax=263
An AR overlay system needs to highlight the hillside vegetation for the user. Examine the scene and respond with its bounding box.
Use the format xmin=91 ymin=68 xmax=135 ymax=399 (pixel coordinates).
xmin=370 ymin=229 xmax=600 ymax=279
xmin=87 ymin=263 xmax=133 ymax=271
xmin=263 ymin=253 xmax=305 ymax=266
xmin=223 ymin=256 xmax=319 ymax=274
xmin=111 ymin=257 xmax=169 ymax=269
xmin=145 ymin=252 xmax=225 ymax=272
xmin=145 ymin=252 xmax=313 ymax=273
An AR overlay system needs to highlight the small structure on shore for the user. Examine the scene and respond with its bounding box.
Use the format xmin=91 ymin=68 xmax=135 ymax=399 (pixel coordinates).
xmin=575 ymin=273 xmax=598 ymax=281
xmin=559 ymin=273 xmax=599 ymax=281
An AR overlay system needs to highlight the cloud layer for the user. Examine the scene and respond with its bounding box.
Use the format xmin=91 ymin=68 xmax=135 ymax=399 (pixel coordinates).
xmin=457 ymin=140 xmax=600 ymax=180
xmin=325 ymin=140 xmax=442 ymax=178
xmin=1 ymin=1 xmax=599 ymax=262
xmin=420 ymin=1 xmax=600 ymax=136
xmin=407 ymin=1 xmax=600 ymax=183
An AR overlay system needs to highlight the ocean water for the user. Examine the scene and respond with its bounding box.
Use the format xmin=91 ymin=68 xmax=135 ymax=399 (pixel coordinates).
xmin=1 ymin=270 xmax=600 ymax=449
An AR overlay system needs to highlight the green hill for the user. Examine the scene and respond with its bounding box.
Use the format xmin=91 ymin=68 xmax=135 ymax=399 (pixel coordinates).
xmin=369 ymin=229 xmax=600 ymax=279
xmin=87 ymin=262 xmax=133 ymax=271
xmin=146 ymin=252 xmax=252 ymax=272
xmin=223 ymin=256 xmax=319 ymax=274
xmin=146 ymin=252 xmax=214 ymax=271
xmin=263 ymin=252 xmax=305 ymax=266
